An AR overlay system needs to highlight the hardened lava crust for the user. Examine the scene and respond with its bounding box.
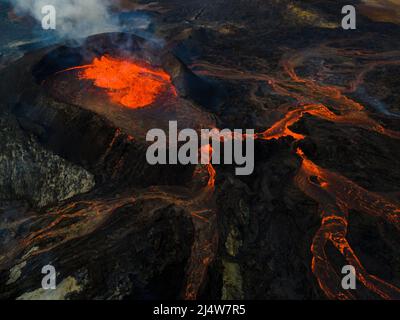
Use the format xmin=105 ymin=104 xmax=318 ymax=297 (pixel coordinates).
xmin=1 ymin=0 xmax=400 ymax=300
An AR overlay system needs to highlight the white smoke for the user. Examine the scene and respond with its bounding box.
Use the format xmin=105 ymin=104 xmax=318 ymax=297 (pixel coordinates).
xmin=10 ymin=0 xmax=121 ymax=39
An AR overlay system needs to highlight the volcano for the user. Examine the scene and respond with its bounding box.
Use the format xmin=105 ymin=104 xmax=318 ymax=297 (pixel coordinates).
xmin=1 ymin=0 xmax=400 ymax=302
xmin=0 ymin=32 xmax=218 ymax=191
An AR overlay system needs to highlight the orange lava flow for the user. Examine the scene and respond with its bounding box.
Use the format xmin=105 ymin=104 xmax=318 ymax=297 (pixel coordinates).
xmin=181 ymin=147 xmax=218 ymax=300
xmin=295 ymin=148 xmax=400 ymax=299
xmin=191 ymin=45 xmax=400 ymax=299
xmin=64 ymin=55 xmax=176 ymax=108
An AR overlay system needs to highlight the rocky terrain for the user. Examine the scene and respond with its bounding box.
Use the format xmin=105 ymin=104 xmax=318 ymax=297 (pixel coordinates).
xmin=0 ymin=0 xmax=400 ymax=300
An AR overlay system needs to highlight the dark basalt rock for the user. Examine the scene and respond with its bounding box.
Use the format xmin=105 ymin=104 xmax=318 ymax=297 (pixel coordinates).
xmin=0 ymin=31 xmax=216 ymax=300
xmin=1 ymin=0 xmax=400 ymax=301
xmin=0 ymin=33 xmax=218 ymax=188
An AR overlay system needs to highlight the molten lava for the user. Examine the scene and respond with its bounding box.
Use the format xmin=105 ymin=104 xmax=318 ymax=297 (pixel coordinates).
xmin=64 ymin=55 xmax=176 ymax=109
xmin=295 ymin=147 xmax=400 ymax=299
xmin=192 ymin=43 xmax=400 ymax=299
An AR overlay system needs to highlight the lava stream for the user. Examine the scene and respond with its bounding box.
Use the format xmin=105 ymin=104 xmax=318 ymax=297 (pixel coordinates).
xmin=22 ymin=43 xmax=399 ymax=300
